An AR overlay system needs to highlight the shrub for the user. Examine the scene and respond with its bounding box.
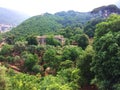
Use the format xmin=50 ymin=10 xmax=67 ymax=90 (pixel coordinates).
xmin=23 ymin=53 xmax=38 ymax=71
xmin=32 ymin=65 xmax=41 ymax=73
xmin=0 ymin=55 xmax=6 ymax=61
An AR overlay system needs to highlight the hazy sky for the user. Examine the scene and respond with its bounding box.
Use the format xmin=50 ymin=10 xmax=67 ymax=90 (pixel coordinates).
xmin=0 ymin=0 xmax=119 ymax=16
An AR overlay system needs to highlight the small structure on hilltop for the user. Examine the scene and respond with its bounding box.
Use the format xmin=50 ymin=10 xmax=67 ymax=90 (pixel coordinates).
xmin=36 ymin=35 xmax=65 ymax=45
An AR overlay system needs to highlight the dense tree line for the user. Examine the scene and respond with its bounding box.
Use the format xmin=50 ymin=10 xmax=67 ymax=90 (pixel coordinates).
xmin=91 ymin=14 xmax=120 ymax=90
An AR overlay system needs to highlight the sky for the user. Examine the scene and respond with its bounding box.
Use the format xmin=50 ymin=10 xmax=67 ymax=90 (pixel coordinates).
xmin=0 ymin=0 xmax=119 ymax=16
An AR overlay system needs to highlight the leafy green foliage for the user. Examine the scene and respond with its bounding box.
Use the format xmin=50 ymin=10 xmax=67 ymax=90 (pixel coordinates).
xmin=9 ymin=69 xmax=80 ymax=90
xmin=77 ymin=45 xmax=95 ymax=86
xmin=14 ymin=41 xmax=27 ymax=54
xmin=75 ymin=34 xmax=89 ymax=49
xmin=60 ymin=60 xmax=74 ymax=69
xmin=59 ymin=26 xmax=83 ymax=39
xmin=0 ymin=55 xmax=6 ymax=61
xmin=8 ymin=13 xmax=62 ymax=41
xmin=46 ymin=36 xmax=61 ymax=46
xmin=57 ymin=68 xmax=80 ymax=89
xmin=84 ymin=18 xmax=104 ymax=37
xmin=43 ymin=48 xmax=60 ymax=69
xmin=2 ymin=8 xmax=120 ymax=90
xmin=0 ymin=44 xmax=13 ymax=56
xmin=91 ymin=14 xmax=120 ymax=90
xmin=0 ymin=66 xmax=10 ymax=90
xmin=27 ymin=45 xmax=37 ymax=54
xmin=39 ymin=75 xmax=73 ymax=90
xmin=26 ymin=35 xmax=38 ymax=45
xmin=5 ymin=34 xmax=15 ymax=45
xmin=10 ymin=73 xmax=40 ymax=90
xmin=4 ymin=10 xmax=93 ymax=41
xmin=32 ymin=65 xmax=41 ymax=73
xmin=55 ymin=10 xmax=93 ymax=26
xmin=23 ymin=53 xmax=39 ymax=71
xmin=36 ymin=45 xmax=45 ymax=56
xmin=62 ymin=46 xmax=82 ymax=61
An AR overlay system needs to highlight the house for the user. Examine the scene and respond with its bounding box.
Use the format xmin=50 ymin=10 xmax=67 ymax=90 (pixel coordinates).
xmin=36 ymin=35 xmax=65 ymax=45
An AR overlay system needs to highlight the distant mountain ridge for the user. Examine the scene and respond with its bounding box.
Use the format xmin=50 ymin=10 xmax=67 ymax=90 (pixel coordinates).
xmin=91 ymin=4 xmax=120 ymax=17
xmin=55 ymin=10 xmax=93 ymax=26
xmin=0 ymin=7 xmax=30 ymax=25
xmin=8 ymin=11 xmax=93 ymax=41
xmin=5 ymin=4 xmax=120 ymax=41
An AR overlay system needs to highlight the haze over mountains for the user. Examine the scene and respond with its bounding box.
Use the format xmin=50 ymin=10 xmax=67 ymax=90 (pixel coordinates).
xmin=116 ymin=1 xmax=120 ymax=8
xmin=0 ymin=4 xmax=120 ymax=26
xmin=0 ymin=7 xmax=30 ymax=25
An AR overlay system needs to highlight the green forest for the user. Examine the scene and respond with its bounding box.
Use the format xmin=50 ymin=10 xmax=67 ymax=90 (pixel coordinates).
xmin=0 ymin=5 xmax=120 ymax=90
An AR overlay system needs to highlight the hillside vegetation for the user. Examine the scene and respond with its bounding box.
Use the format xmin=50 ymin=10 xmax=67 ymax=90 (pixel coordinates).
xmin=0 ymin=4 xmax=120 ymax=90
xmin=4 ymin=11 xmax=94 ymax=41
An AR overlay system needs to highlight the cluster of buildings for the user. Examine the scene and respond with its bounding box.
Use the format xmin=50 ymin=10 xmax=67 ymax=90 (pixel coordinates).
xmin=0 ymin=24 xmax=13 ymax=33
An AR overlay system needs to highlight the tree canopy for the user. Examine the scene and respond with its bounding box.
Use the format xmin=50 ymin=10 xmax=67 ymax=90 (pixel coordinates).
xmin=91 ymin=14 xmax=120 ymax=90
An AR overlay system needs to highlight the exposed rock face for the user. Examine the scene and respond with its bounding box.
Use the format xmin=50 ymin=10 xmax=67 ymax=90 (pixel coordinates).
xmin=91 ymin=5 xmax=120 ymax=17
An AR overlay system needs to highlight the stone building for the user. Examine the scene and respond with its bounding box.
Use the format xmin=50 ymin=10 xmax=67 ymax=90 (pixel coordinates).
xmin=36 ymin=35 xmax=65 ymax=45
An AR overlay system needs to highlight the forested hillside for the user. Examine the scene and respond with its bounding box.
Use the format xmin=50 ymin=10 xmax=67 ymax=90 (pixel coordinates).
xmin=3 ymin=4 xmax=120 ymax=42
xmin=4 ymin=11 xmax=93 ymax=42
xmin=55 ymin=10 xmax=93 ymax=26
xmin=0 ymin=4 xmax=120 ymax=90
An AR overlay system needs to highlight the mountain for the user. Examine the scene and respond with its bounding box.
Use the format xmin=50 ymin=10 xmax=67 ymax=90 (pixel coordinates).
xmin=5 ymin=4 xmax=120 ymax=41
xmin=0 ymin=7 xmax=30 ymax=25
xmin=7 ymin=11 xmax=94 ymax=41
xmin=6 ymin=13 xmax=63 ymax=41
xmin=55 ymin=10 xmax=93 ymax=26
xmin=91 ymin=5 xmax=120 ymax=17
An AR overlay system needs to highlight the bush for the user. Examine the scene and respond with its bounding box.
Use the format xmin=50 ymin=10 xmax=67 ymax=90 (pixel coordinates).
xmin=0 ymin=55 xmax=6 ymax=61
xmin=32 ymin=65 xmax=41 ymax=73
xmin=23 ymin=53 xmax=39 ymax=71
xmin=0 ymin=44 xmax=13 ymax=55
xmin=6 ymin=56 xmax=14 ymax=63
xmin=14 ymin=55 xmax=21 ymax=63
xmin=60 ymin=60 xmax=74 ymax=69
xmin=0 ymin=66 xmax=10 ymax=90
xmin=39 ymin=75 xmax=73 ymax=90
xmin=10 ymin=73 xmax=40 ymax=90
xmin=46 ymin=36 xmax=61 ymax=46
xmin=75 ymin=34 xmax=89 ymax=49
xmin=27 ymin=45 xmax=37 ymax=54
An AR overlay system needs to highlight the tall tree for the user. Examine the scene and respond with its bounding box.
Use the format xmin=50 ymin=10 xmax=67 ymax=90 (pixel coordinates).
xmin=77 ymin=45 xmax=95 ymax=87
xmin=62 ymin=46 xmax=82 ymax=61
xmin=91 ymin=14 xmax=120 ymax=90
xmin=23 ymin=53 xmax=39 ymax=71
xmin=75 ymin=34 xmax=89 ymax=49
xmin=26 ymin=35 xmax=38 ymax=45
